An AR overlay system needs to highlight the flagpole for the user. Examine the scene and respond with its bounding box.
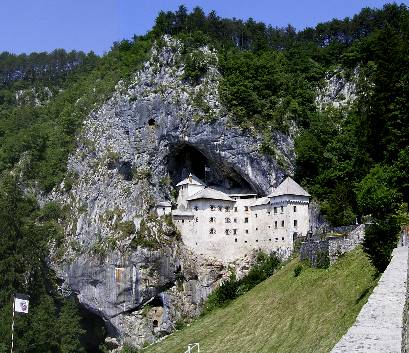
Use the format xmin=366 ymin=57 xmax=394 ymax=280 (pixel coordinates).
xmin=10 ymin=297 xmax=15 ymax=353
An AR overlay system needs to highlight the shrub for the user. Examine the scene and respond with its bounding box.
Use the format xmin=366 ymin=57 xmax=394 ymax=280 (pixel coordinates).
xmin=203 ymin=252 xmax=280 ymax=314
xmin=294 ymin=264 xmax=303 ymax=277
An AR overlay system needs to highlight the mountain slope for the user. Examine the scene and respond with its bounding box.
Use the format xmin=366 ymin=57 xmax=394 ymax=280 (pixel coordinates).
xmin=145 ymin=248 xmax=377 ymax=353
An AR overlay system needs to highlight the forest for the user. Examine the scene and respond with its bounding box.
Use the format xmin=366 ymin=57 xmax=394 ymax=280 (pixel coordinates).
xmin=0 ymin=3 xmax=409 ymax=352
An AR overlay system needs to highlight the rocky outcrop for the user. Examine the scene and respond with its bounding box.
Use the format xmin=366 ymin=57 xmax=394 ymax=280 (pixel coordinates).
xmin=50 ymin=36 xmax=293 ymax=348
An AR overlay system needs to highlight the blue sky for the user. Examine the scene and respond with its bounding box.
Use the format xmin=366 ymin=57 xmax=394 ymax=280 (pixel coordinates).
xmin=1 ymin=0 xmax=408 ymax=55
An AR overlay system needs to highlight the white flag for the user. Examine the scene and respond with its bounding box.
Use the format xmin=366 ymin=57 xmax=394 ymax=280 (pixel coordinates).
xmin=14 ymin=294 xmax=29 ymax=314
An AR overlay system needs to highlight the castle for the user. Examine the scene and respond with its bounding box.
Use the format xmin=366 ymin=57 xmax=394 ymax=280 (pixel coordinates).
xmin=157 ymin=173 xmax=311 ymax=262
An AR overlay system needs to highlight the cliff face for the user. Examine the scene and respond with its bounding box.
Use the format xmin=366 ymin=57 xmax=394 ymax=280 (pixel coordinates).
xmin=51 ymin=36 xmax=294 ymax=348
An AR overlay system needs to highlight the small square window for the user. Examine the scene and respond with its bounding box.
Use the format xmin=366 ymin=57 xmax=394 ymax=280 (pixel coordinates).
xmin=282 ymin=237 xmax=285 ymax=241
xmin=244 ymin=217 xmax=249 ymax=223
xmin=234 ymin=218 xmax=238 ymax=223
xmin=256 ymin=239 xmax=258 ymax=242
xmin=245 ymin=229 xmax=249 ymax=234
xmin=255 ymin=214 xmax=258 ymax=218
xmin=234 ymin=207 xmax=238 ymax=212
xmin=293 ymin=206 xmax=297 ymax=212
xmin=244 ymin=206 xmax=249 ymax=211
xmin=235 ymin=238 xmax=237 ymax=242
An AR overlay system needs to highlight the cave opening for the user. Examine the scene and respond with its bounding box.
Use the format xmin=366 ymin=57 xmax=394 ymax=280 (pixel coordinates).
xmin=78 ymin=305 xmax=108 ymax=353
xmin=166 ymin=143 xmax=255 ymax=193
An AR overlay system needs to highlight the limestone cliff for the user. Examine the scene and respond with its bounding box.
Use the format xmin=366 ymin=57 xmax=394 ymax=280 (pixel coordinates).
xmin=50 ymin=36 xmax=294 ymax=348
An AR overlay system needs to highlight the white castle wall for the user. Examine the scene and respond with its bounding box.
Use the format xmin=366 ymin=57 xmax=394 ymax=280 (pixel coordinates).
xmin=171 ymin=177 xmax=310 ymax=262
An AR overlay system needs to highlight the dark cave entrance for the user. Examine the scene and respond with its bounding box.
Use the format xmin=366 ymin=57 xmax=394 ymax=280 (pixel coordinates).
xmin=78 ymin=305 xmax=108 ymax=353
xmin=166 ymin=143 xmax=256 ymax=193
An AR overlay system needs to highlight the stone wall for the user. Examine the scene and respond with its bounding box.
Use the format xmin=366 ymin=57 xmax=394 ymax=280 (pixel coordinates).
xmin=300 ymin=224 xmax=365 ymax=267
xmin=331 ymin=245 xmax=409 ymax=353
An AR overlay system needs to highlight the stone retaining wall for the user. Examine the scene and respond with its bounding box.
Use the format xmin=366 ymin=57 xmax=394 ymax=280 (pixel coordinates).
xmin=300 ymin=225 xmax=365 ymax=267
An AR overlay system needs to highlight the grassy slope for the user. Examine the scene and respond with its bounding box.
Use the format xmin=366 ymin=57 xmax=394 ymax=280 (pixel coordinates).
xmin=145 ymin=248 xmax=377 ymax=353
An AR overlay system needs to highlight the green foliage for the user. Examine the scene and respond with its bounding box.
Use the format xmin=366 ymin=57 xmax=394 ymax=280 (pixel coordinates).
xmin=0 ymin=174 xmax=87 ymax=352
xmin=316 ymin=250 xmax=330 ymax=269
xmin=183 ymin=50 xmax=208 ymax=84
xmin=58 ymin=298 xmax=85 ymax=353
xmin=120 ymin=344 xmax=140 ymax=353
xmin=130 ymin=214 xmax=181 ymax=250
xmin=363 ymin=217 xmax=400 ymax=272
xmin=117 ymin=221 xmax=136 ymax=236
xmin=203 ymin=252 xmax=280 ymax=313
xmin=293 ymin=264 xmax=303 ymax=277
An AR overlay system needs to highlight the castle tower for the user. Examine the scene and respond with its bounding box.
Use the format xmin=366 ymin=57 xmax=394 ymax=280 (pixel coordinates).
xmin=176 ymin=173 xmax=206 ymax=210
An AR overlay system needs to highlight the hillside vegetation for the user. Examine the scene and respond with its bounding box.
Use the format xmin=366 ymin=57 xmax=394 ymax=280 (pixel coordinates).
xmin=0 ymin=3 xmax=408 ymax=352
xmin=144 ymin=249 xmax=377 ymax=353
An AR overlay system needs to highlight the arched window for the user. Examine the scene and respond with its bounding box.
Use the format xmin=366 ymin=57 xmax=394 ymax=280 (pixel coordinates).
xmin=209 ymin=228 xmax=216 ymax=235
xmin=225 ymin=218 xmax=231 ymax=223
xmin=209 ymin=217 xmax=215 ymax=223
xmin=225 ymin=229 xmax=230 ymax=235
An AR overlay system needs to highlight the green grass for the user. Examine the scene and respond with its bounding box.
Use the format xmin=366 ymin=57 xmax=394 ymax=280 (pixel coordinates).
xmin=144 ymin=248 xmax=377 ymax=353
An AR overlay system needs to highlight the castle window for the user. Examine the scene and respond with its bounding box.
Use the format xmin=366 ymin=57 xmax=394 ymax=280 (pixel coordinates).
xmin=209 ymin=228 xmax=216 ymax=234
xmin=282 ymin=237 xmax=285 ymax=240
xmin=293 ymin=206 xmax=297 ymax=212
xmin=218 ymin=205 xmax=223 ymax=211
xmin=256 ymin=227 xmax=258 ymax=231
xmin=209 ymin=217 xmax=216 ymax=223
xmin=281 ymin=220 xmax=285 ymax=227
xmin=225 ymin=218 xmax=231 ymax=223
xmin=210 ymin=205 xmax=215 ymax=211
xmin=233 ymin=218 xmax=238 ymax=223
xmin=280 ymin=206 xmax=284 ymax=213
xmin=269 ymin=239 xmax=272 ymax=241
xmin=182 ymin=219 xmax=184 ymax=223
xmin=255 ymin=214 xmax=258 ymax=218
xmin=244 ymin=217 xmax=249 ymax=223
xmin=225 ymin=229 xmax=230 ymax=235
xmin=234 ymin=207 xmax=238 ymax=212
xmin=195 ymin=217 xmax=198 ymax=222
xmin=268 ymin=225 xmax=271 ymax=228
xmin=294 ymin=220 xmax=298 ymax=227
xmin=275 ymin=238 xmax=278 ymax=241
xmin=244 ymin=206 xmax=249 ymax=211
xmin=274 ymin=221 xmax=278 ymax=228
xmin=274 ymin=207 xmax=277 ymax=214
xmin=235 ymin=238 xmax=238 ymax=242
xmin=245 ymin=229 xmax=249 ymax=234
xmin=233 ymin=229 xmax=237 ymax=235
xmin=225 ymin=206 xmax=230 ymax=212
xmin=256 ymin=239 xmax=258 ymax=242
xmin=245 ymin=240 xmax=248 ymax=243
xmin=194 ymin=206 xmax=198 ymax=211
xmin=268 ymin=211 xmax=271 ymax=215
